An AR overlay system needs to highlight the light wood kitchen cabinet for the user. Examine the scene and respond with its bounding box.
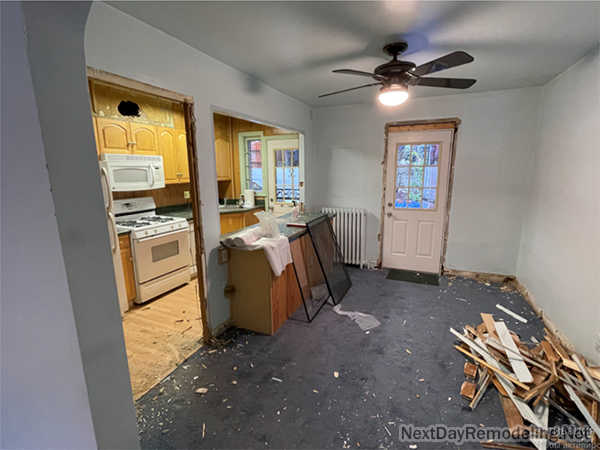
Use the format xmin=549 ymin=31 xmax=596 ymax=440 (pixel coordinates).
xmin=96 ymin=117 xmax=131 ymax=154
xmin=118 ymin=233 xmax=137 ymax=305
xmin=175 ymin=129 xmax=190 ymax=183
xmin=219 ymin=208 xmax=263 ymax=234
xmin=157 ymin=127 xmax=179 ymax=184
xmin=96 ymin=118 xmax=160 ymax=157
xmin=129 ymin=123 xmax=159 ymax=155
xmin=214 ymin=114 xmax=233 ymax=180
xmin=156 ymin=127 xmax=189 ymax=184
xmin=220 ymin=212 xmax=245 ymax=235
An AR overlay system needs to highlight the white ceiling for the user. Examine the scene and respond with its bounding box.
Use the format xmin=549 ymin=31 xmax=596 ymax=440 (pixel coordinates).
xmin=109 ymin=1 xmax=599 ymax=107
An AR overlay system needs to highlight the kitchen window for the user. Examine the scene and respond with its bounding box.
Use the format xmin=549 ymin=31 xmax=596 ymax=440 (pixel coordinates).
xmin=239 ymin=132 xmax=266 ymax=196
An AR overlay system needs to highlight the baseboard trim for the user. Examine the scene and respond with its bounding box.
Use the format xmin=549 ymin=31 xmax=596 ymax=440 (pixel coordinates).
xmin=443 ymin=268 xmax=575 ymax=354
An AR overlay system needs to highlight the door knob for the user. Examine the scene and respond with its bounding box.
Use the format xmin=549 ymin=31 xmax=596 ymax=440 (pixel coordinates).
xmin=387 ymin=202 xmax=392 ymax=207
xmin=387 ymin=212 xmax=392 ymax=218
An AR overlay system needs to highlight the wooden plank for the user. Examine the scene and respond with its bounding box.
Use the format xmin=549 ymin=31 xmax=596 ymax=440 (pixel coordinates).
xmin=499 ymin=393 xmax=523 ymax=432
xmin=563 ymin=358 xmax=600 ymax=381
xmin=496 ymin=304 xmax=527 ymax=323
xmin=481 ymin=313 xmax=498 ymax=337
xmin=469 ymin=371 xmax=491 ymax=410
xmin=591 ymin=400 xmax=599 ymax=448
xmin=564 ymin=384 xmax=600 ymax=439
xmin=494 ymin=321 xmax=533 ymax=383
xmin=454 ymin=345 xmax=530 ymax=391
xmin=464 ymin=362 xmax=478 ymax=379
xmin=460 ymin=381 xmax=477 ymax=400
xmin=572 ymin=354 xmax=600 ymax=399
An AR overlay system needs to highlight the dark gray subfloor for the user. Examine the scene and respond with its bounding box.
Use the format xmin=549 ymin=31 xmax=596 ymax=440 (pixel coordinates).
xmin=136 ymin=268 xmax=546 ymax=449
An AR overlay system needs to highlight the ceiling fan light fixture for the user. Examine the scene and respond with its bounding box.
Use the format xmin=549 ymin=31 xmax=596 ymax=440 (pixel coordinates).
xmin=378 ymin=84 xmax=409 ymax=106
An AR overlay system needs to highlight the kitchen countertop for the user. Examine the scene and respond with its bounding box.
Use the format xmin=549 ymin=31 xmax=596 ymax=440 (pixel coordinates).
xmin=219 ymin=205 xmax=264 ymax=215
xmin=220 ymin=211 xmax=334 ymax=243
xmin=156 ymin=204 xmax=264 ymax=221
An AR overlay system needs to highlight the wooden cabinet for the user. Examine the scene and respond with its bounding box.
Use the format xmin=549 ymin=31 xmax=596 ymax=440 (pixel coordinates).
xmin=129 ymin=123 xmax=159 ymax=155
xmin=214 ymin=114 xmax=233 ymax=180
xmin=157 ymin=127 xmax=179 ymax=183
xmin=219 ymin=208 xmax=263 ymax=234
xmin=220 ymin=212 xmax=245 ymax=235
xmin=227 ymin=234 xmax=307 ymax=335
xmin=156 ymin=127 xmax=189 ymax=184
xmin=96 ymin=118 xmax=160 ymax=157
xmin=96 ymin=118 xmax=131 ymax=154
xmin=118 ymin=233 xmax=137 ymax=305
xmin=175 ymin=129 xmax=190 ymax=183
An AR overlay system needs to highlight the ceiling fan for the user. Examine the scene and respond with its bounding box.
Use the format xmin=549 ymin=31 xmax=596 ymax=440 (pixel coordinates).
xmin=318 ymin=42 xmax=476 ymax=106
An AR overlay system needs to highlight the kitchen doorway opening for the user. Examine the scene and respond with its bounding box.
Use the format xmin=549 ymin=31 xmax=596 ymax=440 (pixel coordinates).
xmin=212 ymin=111 xmax=305 ymax=235
xmin=380 ymin=119 xmax=460 ymax=274
xmin=87 ymin=68 xmax=208 ymax=400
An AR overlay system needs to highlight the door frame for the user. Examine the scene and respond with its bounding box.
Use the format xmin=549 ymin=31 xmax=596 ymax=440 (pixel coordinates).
xmin=379 ymin=118 xmax=461 ymax=272
xmin=264 ymin=134 xmax=301 ymax=211
xmin=87 ymin=67 xmax=211 ymax=338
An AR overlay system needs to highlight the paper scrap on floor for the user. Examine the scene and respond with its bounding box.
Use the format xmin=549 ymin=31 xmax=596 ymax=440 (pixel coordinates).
xmin=332 ymin=304 xmax=381 ymax=331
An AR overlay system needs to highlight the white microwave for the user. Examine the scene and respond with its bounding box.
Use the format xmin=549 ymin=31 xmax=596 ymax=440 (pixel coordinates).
xmin=100 ymin=154 xmax=165 ymax=192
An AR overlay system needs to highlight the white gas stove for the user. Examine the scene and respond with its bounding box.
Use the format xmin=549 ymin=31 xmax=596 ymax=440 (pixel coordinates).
xmin=115 ymin=197 xmax=188 ymax=238
xmin=114 ymin=197 xmax=191 ymax=304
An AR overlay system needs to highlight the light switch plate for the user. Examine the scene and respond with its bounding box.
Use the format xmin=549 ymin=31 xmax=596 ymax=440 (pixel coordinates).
xmin=183 ymin=190 xmax=191 ymax=199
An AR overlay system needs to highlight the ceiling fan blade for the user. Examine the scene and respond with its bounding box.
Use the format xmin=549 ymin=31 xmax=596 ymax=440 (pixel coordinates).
xmin=333 ymin=69 xmax=385 ymax=81
xmin=412 ymin=77 xmax=476 ymax=89
xmin=318 ymin=82 xmax=382 ymax=98
xmin=412 ymin=51 xmax=474 ymax=77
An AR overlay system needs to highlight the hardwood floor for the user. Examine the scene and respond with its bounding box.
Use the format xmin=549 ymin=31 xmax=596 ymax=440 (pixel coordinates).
xmin=121 ymin=279 xmax=204 ymax=399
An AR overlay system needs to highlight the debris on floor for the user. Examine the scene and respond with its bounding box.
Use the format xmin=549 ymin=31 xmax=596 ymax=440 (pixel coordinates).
xmin=450 ymin=313 xmax=600 ymax=449
xmin=332 ymin=304 xmax=381 ymax=331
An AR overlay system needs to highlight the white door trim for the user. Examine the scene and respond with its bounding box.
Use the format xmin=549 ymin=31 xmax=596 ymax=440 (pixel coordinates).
xmin=379 ymin=121 xmax=459 ymax=273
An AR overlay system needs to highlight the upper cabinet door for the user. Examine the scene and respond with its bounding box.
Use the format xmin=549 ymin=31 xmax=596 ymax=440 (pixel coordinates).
xmin=176 ymin=129 xmax=190 ymax=183
xmin=96 ymin=118 xmax=131 ymax=155
xmin=130 ymin=123 xmax=159 ymax=155
xmin=157 ymin=127 xmax=179 ymax=184
xmin=214 ymin=115 xmax=232 ymax=180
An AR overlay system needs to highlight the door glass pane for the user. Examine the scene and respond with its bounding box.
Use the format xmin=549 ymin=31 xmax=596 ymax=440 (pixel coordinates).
xmin=423 ymin=189 xmax=436 ymax=209
xmin=274 ymin=147 xmax=299 ymax=203
xmin=411 ymin=146 xmax=425 ymax=165
xmin=424 ymin=167 xmax=438 ymax=187
xmin=409 ymin=167 xmax=423 ymax=186
xmin=426 ymin=144 xmax=439 ymax=165
xmin=397 ymin=145 xmax=411 ymax=165
xmin=151 ymin=240 xmax=179 ymax=262
xmin=395 ymin=188 xmax=408 ymax=208
xmin=409 ymin=188 xmax=422 ymax=208
xmin=393 ymin=142 xmax=441 ymax=209
xmin=396 ymin=167 xmax=409 ymax=186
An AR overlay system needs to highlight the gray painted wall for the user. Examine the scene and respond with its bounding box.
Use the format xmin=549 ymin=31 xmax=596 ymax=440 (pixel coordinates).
xmin=1 ymin=3 xmax=97 ymax=448
xmin=517 ymin=46 xmax=600 ymax=364
xmin=85 ymin=2 xmax=313 ymax=331
xmin=311 ymin=88 xmax=540 ymax=275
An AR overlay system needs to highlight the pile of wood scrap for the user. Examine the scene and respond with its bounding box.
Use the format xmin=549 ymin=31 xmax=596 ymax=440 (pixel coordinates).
xmin=451 ymin=313 xmax=600 ymax=450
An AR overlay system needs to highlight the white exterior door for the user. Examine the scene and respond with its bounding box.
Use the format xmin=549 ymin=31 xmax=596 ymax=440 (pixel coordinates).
xmin=266 ymin=137 xmax=300 ymax=216
xmin=382 ymin=129 xmax=454 ymax=273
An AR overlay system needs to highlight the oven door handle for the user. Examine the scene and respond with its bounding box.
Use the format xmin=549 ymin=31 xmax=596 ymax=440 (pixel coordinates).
xmin=134 ymin=228 xmax=186 ymax=243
